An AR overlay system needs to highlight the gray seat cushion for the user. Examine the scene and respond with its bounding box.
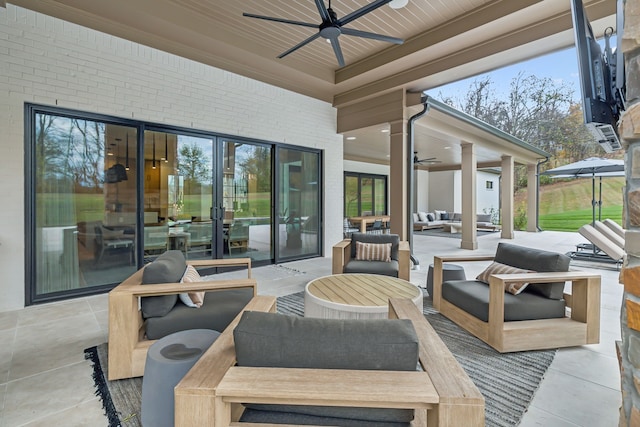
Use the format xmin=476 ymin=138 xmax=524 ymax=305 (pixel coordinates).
xmin=144 ymin=288 xmax=253 ymax=340
xmin=141 ymin=250 xmax=187 ymax=318
xmin=234 ymin=312 xmax=419 ymax=424
xmin=343 ymin=259 xmax=400 ymax=277
xmin=442 ymin=280 xmax=566 ymax=322
xmin=493 ymin=243 xmax=570 ymax=299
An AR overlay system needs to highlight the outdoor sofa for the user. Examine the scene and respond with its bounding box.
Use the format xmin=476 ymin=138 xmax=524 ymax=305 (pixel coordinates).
xmin=174 ymin=298 xmax=484 ymax=427
xmin=413 ymin=212 xmax=497 ymax=231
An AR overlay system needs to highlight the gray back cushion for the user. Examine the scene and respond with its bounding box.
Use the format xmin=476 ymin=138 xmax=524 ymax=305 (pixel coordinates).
xmin=494 ymin=243 xmax=570 ymax=299
xmin=234 ymin=311 xmax=418 ymax=423
xmin=350 ymin=232 xmax=400 ymax=260
xmin=140 ymin=250 xmax=187 ymax=318
xmin=477 ymin=214 xmax=491 ymax=223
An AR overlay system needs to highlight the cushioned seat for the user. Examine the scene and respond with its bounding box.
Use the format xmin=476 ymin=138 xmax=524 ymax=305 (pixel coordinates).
xmin=442 ymin=280 xmax=566 ymax=322
xmin=144 ymin=288 xmax=254 ymax=340
xmin=343 ymin=259 xmax=400 ymax=277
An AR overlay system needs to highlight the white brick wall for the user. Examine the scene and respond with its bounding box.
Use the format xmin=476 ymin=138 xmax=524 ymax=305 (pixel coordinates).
xmin=0 ymin=5 xmax=344 ymax=311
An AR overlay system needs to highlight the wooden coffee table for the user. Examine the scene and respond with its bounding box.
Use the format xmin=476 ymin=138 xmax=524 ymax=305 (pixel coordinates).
xmin=304 ymin=274 xmax=423 ymax=319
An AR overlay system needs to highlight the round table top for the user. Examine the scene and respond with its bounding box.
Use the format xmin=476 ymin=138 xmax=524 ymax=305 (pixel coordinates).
xmin=306 ymin=273 xmax=421 ymax=308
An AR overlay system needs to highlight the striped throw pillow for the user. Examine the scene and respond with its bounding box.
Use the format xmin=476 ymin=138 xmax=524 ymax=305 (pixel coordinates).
xmin=476 ymin=261 xmax=534 ymax=295
xmin=179 ymin=265 xmax=205 ymax=307
xmin=355 ymin=241 xmax=392 ymax=262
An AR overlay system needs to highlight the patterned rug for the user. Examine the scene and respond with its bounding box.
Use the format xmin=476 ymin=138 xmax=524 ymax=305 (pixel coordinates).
xmin=85 ymin=291 xmax=555 ymax=427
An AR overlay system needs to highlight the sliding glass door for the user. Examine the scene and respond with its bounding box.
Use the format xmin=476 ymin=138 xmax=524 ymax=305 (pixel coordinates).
xmin=27 ymin=105 xmax=321 ymax=304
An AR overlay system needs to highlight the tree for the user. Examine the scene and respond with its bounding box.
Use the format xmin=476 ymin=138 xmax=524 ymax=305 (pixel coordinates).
xmin=439 ymin=72 xmax=612 ymax=189
xmin=177 ymin=143 xmax=210 ymax=193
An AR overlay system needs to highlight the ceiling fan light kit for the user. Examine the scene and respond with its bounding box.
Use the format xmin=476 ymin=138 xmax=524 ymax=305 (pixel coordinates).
xmin=243 ymin=0 xmax=404 ymax=67
xmin=389 ymin=0 xmax=409 ymax=9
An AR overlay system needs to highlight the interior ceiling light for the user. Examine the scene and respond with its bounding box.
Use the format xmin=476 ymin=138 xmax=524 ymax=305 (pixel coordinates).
xmin=346 ymin=136 xmax=356 ymax=140
xmin=389 ymin=0 xmax=408 ymax=9
xmin=381 ymin=129 xmax=389 ymax=133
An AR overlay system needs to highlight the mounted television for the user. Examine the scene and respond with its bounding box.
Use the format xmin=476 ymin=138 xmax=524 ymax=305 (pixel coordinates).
xmin=570 ymin=0 xmax=625 ymax=153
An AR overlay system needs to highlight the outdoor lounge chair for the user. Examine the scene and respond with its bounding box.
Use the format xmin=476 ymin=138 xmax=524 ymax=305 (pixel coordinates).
xmin=594 ymin=220 xmax=625 ymax=250
xmin=575 ymin=223 xmax=625 ymax=266
xmin=604 ymin=218 xmax=625 ymax=239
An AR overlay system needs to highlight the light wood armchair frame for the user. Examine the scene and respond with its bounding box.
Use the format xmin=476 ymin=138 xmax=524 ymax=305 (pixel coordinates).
xmin=432 ymin=255 xmax=601 ymax=353
xmin=108 ymin=257 xmax=255 ymax=380
xmin=174 ymin=298 xmax=484 ymax=427
xmin=332 ymin=239 xmax=411 ymax=281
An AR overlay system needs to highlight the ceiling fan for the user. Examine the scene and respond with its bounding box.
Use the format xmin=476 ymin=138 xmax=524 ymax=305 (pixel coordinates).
xmin=243 ymin=0 xmax=404 ymax=68
xmin=414 ymin=151 xmax=441 ymax=165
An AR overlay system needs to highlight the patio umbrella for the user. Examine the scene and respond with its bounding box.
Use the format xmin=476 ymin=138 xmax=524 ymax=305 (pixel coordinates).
xmin=542 ymin=157 xmax=624 ymax=225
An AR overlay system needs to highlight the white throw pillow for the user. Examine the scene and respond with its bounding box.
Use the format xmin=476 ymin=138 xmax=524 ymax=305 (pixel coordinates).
xmin=434 ymin=210 xmax=445 ymax=220
xmin=413 ymin=213 xmax=420 ymax=222
xmin=418 ymin=212 xmax=428 ymax=222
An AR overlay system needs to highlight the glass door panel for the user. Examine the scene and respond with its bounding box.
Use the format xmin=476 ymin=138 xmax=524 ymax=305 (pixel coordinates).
xmin=33 ymin=114 xmax=138 ymax=300
xmin=278 ymin=148 xmax=320 ymax=259
xmin=143 ymin=131 xmax=214 ymax=261
xmin=222 ymin=140 xmax=272 ymax=262
xmin=374 ymin=177 xmax=387 ymax=215
xmin=360 ymin=177 xmax=373 ymax=216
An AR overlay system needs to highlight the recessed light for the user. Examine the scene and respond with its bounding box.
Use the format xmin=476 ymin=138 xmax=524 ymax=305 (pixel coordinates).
xmin=444 ymin=146 xmax=451 ymax=149
xmin=346 ymin=136 xmax=356 ymax=140
xmin=381 ymin=129 xmax=389 ymax=133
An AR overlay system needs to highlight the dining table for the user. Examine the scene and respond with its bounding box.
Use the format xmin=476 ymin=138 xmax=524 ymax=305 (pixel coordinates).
xmin=348 ymin=215 xmax=391 ymax=233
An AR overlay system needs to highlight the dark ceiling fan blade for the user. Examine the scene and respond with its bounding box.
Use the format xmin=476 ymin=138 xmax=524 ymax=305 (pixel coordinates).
xmin=329 ymin=37 xmax=345 ymax=67
xmin=314 ymin=0 xmax=331 ymax=22
xmin=341 ymin=28 xmax=403 ymax=44
xmin=278 ymin=33 xmax=322 ymax=59
xmin=243 ymin=13 xmax=318 ymax=29
xmin=338 ymin=0 xmax=393 ymax=26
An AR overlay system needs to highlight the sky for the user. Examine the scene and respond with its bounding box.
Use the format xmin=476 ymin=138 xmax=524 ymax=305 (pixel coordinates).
xmin=430 ymin=46 xmax=583 ymax=104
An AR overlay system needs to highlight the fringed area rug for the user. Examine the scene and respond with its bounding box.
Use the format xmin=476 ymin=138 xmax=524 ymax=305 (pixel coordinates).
xmin=85 ymin=291 xmax=555 ymax=427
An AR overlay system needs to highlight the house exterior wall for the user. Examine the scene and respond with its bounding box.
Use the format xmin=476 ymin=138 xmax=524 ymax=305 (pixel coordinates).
xmin=428 ymin=171 xmax=456 ymax=213
xmin=0 ymin=5 xmax=342 ymax=312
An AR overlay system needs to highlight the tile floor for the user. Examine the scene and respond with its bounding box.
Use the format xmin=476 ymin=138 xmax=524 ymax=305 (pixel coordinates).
xmin=0 ymin=230 xmax=623 ymax=426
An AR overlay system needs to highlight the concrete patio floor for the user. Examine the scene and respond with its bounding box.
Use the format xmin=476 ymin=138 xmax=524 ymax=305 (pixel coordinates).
xmin=0 ymin=230 xmax=622 ymax=426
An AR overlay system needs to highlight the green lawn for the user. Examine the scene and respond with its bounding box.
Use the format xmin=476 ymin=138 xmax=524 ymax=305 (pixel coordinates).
xmin=518 ymin=177 xmax=624 ymax=232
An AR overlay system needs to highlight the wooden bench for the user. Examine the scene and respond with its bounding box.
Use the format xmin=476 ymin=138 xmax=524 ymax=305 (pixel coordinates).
xmin=108 ymin=257 xmax=255 ymax=380
xmin=174 ymin=298 xmax=485 ymax=427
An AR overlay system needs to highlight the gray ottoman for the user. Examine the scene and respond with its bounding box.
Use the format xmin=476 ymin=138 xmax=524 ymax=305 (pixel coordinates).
xmin=141 ymin=328 xmax=220 ymax=427
xmin=426 ymin=263 xmax=466 ymax=297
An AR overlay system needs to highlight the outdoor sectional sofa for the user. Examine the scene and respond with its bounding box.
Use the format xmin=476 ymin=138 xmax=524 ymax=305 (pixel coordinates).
xmin=413 ymin=212 xmax=496 ymax=231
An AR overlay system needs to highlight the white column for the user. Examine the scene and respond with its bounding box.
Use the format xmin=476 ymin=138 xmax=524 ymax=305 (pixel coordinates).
xmin=501 ymin=155 xmax=514 ymax=239
xmin=527 ymin=163 xmax=538 ymax=232
xmin=461 ymin=142 xmax=477 ymax=250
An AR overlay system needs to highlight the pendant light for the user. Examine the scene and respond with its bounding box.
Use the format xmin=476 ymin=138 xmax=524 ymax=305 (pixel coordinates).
xmin=164 ymin=134 xmax=169 ymax=163
xmin=125 ymin=134 xmax=130 ymax=170
xmin=152 ymin=134 xmax=156 ymax=169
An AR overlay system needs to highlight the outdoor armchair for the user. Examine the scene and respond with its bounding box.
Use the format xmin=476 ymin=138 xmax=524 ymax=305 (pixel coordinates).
xmin=332 ymin=232 xmax=411 ymax=281
xmin=432 ymin=243 xmax=601 ymax=352
xmin=108 ymin=251 xmax=256 ymax=380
